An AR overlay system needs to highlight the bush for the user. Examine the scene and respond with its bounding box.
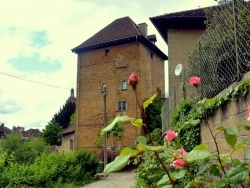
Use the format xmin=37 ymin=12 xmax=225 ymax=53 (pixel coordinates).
xmin=0 ymin=150 xmax=100 ymax=187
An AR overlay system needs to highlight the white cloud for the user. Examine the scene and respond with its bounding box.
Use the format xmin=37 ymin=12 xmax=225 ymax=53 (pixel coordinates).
xmin=0 ymin=0 xmax=217 ymax=130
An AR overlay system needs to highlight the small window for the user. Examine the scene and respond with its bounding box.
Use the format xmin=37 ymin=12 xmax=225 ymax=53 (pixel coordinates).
xmin=151 ymin=52 xmax=154 ymax=59
xmin=105 ymin=49 xmax=109 ymax=56
xmin=70 ymin=139 xmax=73 ymax=150
xmin=118 ymin=101 xmax=127 ymax=111
xmin=122 ymin=81 xmax=127 ymax=90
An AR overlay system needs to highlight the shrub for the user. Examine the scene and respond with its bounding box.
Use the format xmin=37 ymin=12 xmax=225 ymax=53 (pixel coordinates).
xmin=0 ymin=150 xmax=100 ymax=187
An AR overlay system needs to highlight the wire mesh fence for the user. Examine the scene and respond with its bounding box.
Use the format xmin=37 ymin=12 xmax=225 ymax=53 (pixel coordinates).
xmin=162 ymin=0 xmax=250 ymax=131
xmin=187 ymin=0 xmax=250 ymax=98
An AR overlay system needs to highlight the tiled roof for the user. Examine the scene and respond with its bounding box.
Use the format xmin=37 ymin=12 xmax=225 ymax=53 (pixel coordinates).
xmin=73 ymin=16 xmax=140 ymax=50
xmin=72 ymin=16 xmax=168 ymax=60
xmin=150 ymin=7 xmax=212 ymax=43
xmin=62 ymin=124 xmax=75 ymax=136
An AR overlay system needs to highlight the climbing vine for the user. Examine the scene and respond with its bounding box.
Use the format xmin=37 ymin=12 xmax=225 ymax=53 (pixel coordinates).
xmin=170 ymin=78 xmax=250 ymax=151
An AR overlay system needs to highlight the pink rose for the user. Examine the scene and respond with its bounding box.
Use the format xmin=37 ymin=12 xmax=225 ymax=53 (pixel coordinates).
xmin=172 ymin=158 xmax=187 ymax=168
xmin=165 ymin=130 xmax=178 ymax=141
xmin=188 ymin=76 xmax=201 ymax=87
xmin=128 ymin=72 xmax=138 ymax=88
xmin=179 ymin=147 xmax=188 ymax=156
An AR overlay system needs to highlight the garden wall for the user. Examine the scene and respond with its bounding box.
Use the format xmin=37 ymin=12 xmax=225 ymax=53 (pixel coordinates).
xmin=200 ymin=72 xmax=250 ymax=159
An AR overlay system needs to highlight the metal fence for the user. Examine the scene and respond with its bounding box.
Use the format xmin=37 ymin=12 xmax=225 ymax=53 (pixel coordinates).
xmin=187 ymin=0 xmax=250 ymax=98
xmin=162 ymin=0 xmax=250 ymax=131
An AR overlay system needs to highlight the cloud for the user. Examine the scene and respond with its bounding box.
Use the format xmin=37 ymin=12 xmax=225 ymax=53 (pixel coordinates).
xmin=8 ymin=53 xmax=61 ymax=73
xmin=0 ymin=100 xmax=22 ymax=114
xmin=0 ymin=0 xmax=217 ymax=130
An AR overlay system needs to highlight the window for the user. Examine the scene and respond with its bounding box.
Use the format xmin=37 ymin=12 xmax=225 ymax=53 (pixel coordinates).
xmin=122 ymin=81 xmax=127 ymax=90
xmin=70 ymin=139 xmax=73 ymax=150
xmin=118 ymin=101 xmax=127 ymax=111
xmin=105 ymin=49 xmax=109 ymax=56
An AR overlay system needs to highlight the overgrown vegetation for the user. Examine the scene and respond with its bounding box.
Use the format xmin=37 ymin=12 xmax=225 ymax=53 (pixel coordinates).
xmin=0 ymin=134 xmax=100 ymax=187
xmin=170 ymin=78 xmax=250 ymax=152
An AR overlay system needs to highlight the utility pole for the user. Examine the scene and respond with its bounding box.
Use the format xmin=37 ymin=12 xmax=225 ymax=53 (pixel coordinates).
xmin=103 ymin=85 xmax=108 ymax=170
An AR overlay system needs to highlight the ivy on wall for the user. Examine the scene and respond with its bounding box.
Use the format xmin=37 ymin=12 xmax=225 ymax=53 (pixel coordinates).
xmin=170 ymin=78 xmax=250 ymax=151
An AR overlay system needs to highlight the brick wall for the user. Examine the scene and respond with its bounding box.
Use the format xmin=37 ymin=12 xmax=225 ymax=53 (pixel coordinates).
xmin=200 ymin=72 xmax=250 ymax=159
xmin=75 ymin=42 xmax=165 ymax=150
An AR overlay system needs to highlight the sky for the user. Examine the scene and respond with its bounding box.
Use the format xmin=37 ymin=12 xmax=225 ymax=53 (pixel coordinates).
xmin=0 ymin=0 xmax=217 ymax=131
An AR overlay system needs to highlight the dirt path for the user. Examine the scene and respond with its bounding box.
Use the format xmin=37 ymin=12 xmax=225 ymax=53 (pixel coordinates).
xmin=82 ymin=172 xmax=135 ymax=188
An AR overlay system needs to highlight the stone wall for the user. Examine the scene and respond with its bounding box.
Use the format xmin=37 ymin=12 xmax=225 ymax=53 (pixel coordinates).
xmin=75 ymin=42 xmax=165 ymax=150
xmin=200 ymin=72 xmax=250 ymax=159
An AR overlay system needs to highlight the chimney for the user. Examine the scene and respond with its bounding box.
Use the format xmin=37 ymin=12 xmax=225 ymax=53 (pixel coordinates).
xmin=138 ymin=23 xmax=148 ymax=37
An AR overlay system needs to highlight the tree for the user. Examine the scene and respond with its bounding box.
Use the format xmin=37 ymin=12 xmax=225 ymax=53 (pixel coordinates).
xmin=41 ymin=121 xmax=62 ymax=146
xmin=51 ymin=101 xmax=76 ymax=129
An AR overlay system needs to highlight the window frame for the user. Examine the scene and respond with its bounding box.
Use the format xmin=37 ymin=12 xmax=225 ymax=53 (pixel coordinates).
xmin=117 ymin=100 xmax=127 ymax=111
xmin=122 ymin=80 xmax=127 ymax=90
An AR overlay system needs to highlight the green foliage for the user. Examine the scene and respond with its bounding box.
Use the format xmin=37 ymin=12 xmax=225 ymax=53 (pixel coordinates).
xmin=102 ymin=88 xmax=250 ymax=187
xmin=170 ymin=78 xmax=250 ymax=152
xmin=70 ymin=112 xmax=76 ymax=124
xmin=145 ymin=97 xmax=164 ymax=132
xmin=134 ymin=151 xmax=165 ymax=188
xmin=51 ymin=101 xmax=76 ymax=129
xmin=150 ymin=128 xmax=164 ymax=145
xmin=107 ymin=122 xmax=125 ymax=149
xmin=41 ymin=121 xmax=62 ymax=146
xmin=0 ymin=134 xmax=48 ymax=164
xmin=0 ymin=150 xmax=100 ymax=187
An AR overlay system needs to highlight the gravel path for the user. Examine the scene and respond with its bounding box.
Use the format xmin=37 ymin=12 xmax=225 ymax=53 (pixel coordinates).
xmin=82 ymin=172 xmax=135 ymax=188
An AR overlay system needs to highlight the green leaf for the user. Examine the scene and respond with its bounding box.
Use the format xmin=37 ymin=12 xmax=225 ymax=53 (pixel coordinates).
xmin=225 ymin=125 xmax=240 ymax=135
xmin=137 ymin=136 xmax=147 ymax=145
xmin=212 ymin=180 xmax=227 ymax=188
xmin=130 ymin=118 xmax=142 ymax=128
xmin=171 ymin=170 xmax=186 ymax=180
xmin=245 ymin=150 xmax=250 ymax=160
xmin=242 ymin=125 xmax=250 ymax=131
xmin=161 ymin=185 xmax=172 ymax=188
xmin=138 ymin=143 xmax=166 ymax=152
xmin=224 ymin=125 xmax=239 ymax=146
xmin=186 ymin=150 xmax=212 ymax=162
xmin=193 ymin=143 xmax=208 ymax=150
xmin=215 ymin=126 xmax=226 ymax=131
xmin=120 ymin=147 xmax=139 ymax=157
xmin=103 ymin=154 xmax=131 ymax=176
xmin=224 ymin=133 xmax=237 ymax=146
xmin=184 ymin=181 xmax=199 ymax=188
xmin=143 ymin=94 xmax=157 ymax=109
xmin=157 ymin=175 xmax=169 ymax=185
xmin=185 ymin=119 xmax=200 ymax=126
xmin=209 ymin=165 xmax=220 ymax=176
xmin=226 ymin=165 xmax=248 ymax=184
xmin=120 ymin=115 xmax=134 ymax=122
xmin=101 ymin=116 xmax=122 ymax=135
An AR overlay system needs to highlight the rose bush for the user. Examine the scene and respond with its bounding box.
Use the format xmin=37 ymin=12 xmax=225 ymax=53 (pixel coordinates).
xmin=101 ymin=73 xmax=250 ymax=187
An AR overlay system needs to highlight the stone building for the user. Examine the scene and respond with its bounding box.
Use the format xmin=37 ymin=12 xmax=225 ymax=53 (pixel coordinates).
xmin=72 ymin=16 xmax=167 ymax=150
